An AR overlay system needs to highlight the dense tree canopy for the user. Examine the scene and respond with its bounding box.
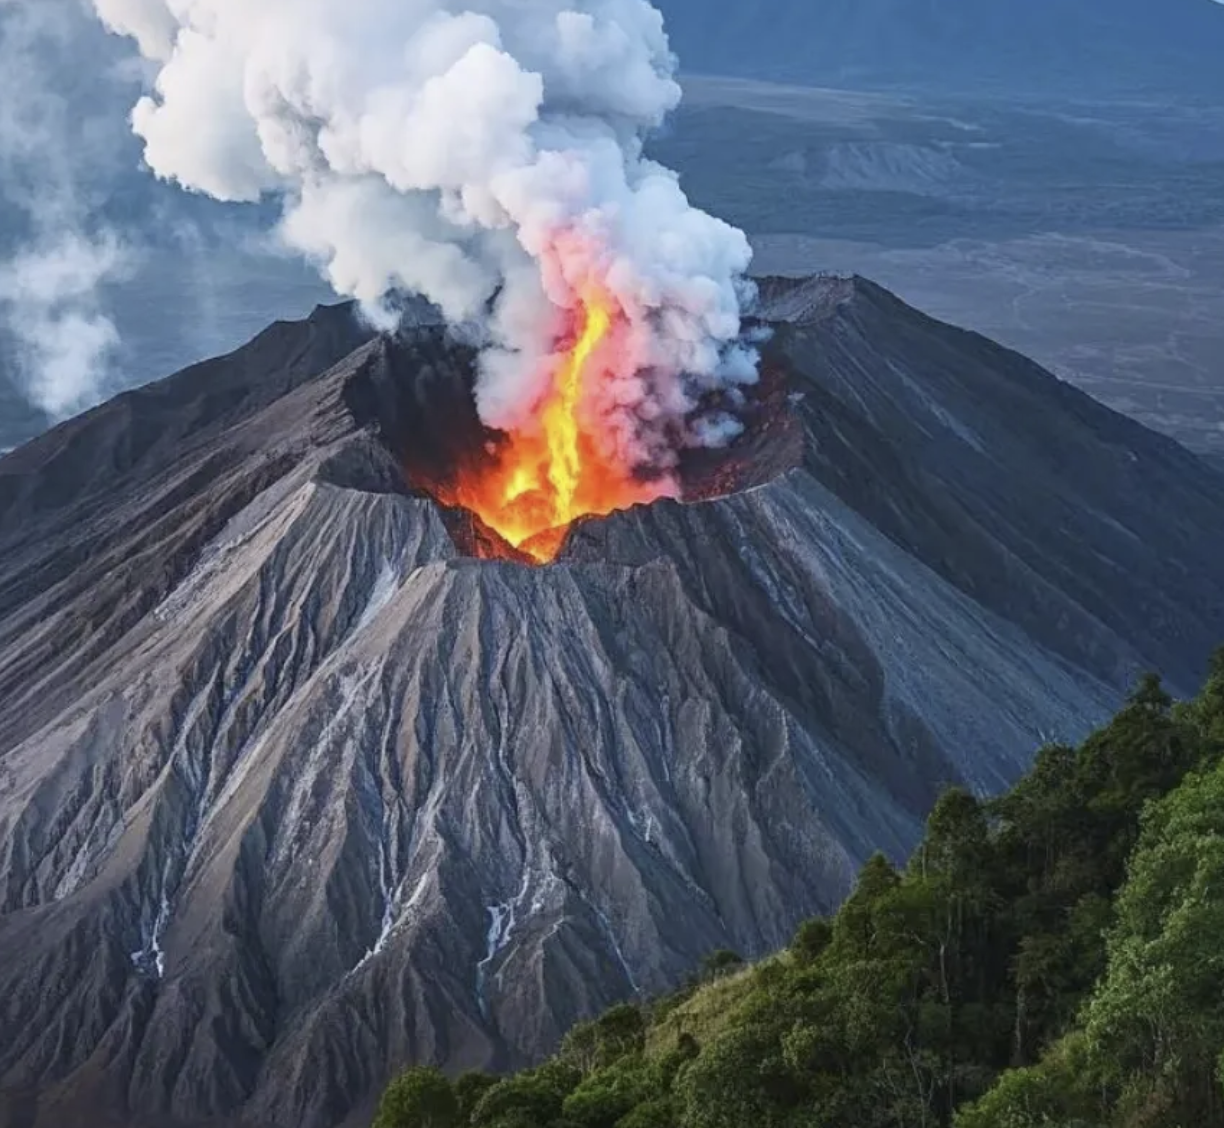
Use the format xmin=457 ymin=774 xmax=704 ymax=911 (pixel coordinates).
xmin=373 ymin=653 xmax=1224 ymax=1128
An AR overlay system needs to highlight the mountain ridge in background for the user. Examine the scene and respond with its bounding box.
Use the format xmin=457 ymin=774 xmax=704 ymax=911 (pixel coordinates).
xmin=0 ymin=276 xmax=1222 ymax=1128
xmin=658 ymin=0 xmax=1224 ymax=96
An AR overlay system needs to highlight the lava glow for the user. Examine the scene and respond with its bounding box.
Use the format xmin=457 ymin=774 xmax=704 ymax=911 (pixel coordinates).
xmin=440 ymin=290 xmax=664 ymax=563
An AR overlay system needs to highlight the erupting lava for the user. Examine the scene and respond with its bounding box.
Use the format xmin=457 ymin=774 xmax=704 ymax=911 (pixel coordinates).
xmin=441 ymin=290 xmax=666 ymax=563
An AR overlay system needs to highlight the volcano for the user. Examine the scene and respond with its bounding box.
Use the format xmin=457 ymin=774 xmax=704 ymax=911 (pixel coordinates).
xmin=0 ymin=275 xmax=1222 ymax=1128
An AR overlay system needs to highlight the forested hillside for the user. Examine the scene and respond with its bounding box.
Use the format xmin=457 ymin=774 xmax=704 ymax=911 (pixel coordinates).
xmin=373 ymin=651 xmax=1224 ymax=1128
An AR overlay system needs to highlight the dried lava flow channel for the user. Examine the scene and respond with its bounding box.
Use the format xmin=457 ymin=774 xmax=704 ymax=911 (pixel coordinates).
xmin=435 ymin=291 xmax=670 ymax=563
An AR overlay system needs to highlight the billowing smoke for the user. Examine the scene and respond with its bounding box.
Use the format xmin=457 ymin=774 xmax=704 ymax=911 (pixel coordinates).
xmin=0 ymin=0 xmax=131 ymax=418
xmin=0 ymin=233 xmax=127 ymax=417
xmin=90 ymin=0 xmax=757 ymax=477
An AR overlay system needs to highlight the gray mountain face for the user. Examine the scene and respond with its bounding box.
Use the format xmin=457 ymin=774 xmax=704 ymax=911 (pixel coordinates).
xmin=0 ymin=277 xmax=1221 ymax=1128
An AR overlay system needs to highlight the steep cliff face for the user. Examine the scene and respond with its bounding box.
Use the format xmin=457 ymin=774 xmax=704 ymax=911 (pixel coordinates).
xmin=0 ymin=277 xmax=1221 ymax=1128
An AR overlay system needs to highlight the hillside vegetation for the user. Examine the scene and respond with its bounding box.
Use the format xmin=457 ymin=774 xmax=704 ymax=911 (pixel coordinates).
xmin=374 ymin=653 xmax=1224 ymax=1128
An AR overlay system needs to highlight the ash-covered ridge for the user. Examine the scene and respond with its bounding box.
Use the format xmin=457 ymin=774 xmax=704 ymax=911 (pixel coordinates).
xmin=0 ymin=276 xmax=1222 ymax=1128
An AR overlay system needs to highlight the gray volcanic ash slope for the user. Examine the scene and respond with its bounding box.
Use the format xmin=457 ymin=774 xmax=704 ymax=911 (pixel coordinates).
xmin=0 ymin=276 xmax=1222 ymax=1128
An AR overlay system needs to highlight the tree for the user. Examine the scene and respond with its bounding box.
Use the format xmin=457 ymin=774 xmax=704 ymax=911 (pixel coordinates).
xmin=675 ymin=1023 xmax=797 ymax=1128
xmin=561 ymin=1006 xmax=647 ymax=1075
xmin=616 ymin=1097 xmax=678 ymax=1128
xmin=916 ymin=789 xmax=991 ymax=889
xmin=1081 ymin=759 xmax=1224 ymax=1123
xmin=953 ymin=1034 xmax=1096 ymax=1128
xmin=1181 ymin=647 xmax=1224 ymax=757
xmin=988 ymin=671 xmax=1208 ymax=1066
xmin=561 ymin=1056 xmax=658 ymax=1128
xmin=699 ymin=950 xmax=745 ymax=982
xmin=969 ymin=668 xmax=1224 ymax=1127
xmin=792 ymin=918 xmax=833 ymax=965
xmin=454 ymin=1073 xmax=499 ymax=1122
xmin=470 ymin=1063 xmax=580 ymax=1128
xmin=831 ymin=853 xmax=902 ymax=959
xmin=373 ymin=1067 xmax=460 ymax=1128
xmin=1128 ymin=672 xmax=1173 ymax=715
xmin=595 ymin=1005 xmax=648 ymax=1062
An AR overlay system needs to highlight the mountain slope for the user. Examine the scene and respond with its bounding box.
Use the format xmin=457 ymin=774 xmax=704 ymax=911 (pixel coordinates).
xmin=368 ymin=660 xmax=1224 ymax=1128
xmin=657 ymin=0 xmax=1224 ymax=97
xmin=0 ymin=277 xmax=1221 ymax=1128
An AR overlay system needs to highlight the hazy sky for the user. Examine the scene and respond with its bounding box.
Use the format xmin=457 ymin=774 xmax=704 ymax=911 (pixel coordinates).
xmin=0 ymin=0 xmax=131 ymax=417
xmin=0 ymin=0 xmax=329 ymax=433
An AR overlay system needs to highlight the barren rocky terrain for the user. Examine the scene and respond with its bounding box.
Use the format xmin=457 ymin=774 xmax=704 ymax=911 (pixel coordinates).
xmin=0 ymin=276 xmax=1221 ymax=1128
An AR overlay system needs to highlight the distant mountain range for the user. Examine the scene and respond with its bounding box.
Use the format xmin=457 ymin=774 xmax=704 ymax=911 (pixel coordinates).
xmin=1 ymin=276 xmax=1222 ymax=1128
xmin=658 ymin=0 xmax=1224 ymax=96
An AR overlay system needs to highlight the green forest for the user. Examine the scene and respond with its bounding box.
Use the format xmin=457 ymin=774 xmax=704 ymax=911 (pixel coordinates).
xmin=373 ymin=652 xmax=1224 ymax=1128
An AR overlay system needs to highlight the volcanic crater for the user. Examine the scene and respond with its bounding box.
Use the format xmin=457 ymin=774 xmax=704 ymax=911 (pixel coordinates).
xmin=346 ymin=322 xmax=805 ymax=564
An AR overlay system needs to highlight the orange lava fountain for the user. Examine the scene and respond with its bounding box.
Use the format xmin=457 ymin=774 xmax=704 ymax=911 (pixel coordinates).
xmin=439 ymin=290 xmax=662 ymax=563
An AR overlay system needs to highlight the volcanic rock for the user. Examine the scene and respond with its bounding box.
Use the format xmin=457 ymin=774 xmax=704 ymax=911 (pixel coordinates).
xmin=0 ymin=276 xmax=1221 ymax=1128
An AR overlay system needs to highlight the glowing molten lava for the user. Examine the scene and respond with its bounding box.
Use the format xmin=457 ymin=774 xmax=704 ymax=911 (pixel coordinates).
xmin=440 ymin=291 xmax=661 ymax=563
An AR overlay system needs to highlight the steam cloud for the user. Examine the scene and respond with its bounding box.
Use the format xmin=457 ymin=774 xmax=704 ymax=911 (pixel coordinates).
xmin=90 ymin=0 xmax=758 ymax=473
xmin=0 ymin=0 xmax=129 ymax=418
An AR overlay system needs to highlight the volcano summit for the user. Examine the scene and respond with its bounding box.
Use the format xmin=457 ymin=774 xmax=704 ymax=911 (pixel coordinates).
xmin=1 ymin=275 xmax=1222 ymax=1128
xmin=364 ymin=299 xmax=795 ymax=566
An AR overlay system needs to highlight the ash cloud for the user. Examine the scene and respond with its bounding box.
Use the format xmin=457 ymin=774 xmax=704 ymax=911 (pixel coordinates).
xmin=89 ymin=0 xmax=759 ymax=474
xmin=0 ymin=0 xmax=132 ymax=418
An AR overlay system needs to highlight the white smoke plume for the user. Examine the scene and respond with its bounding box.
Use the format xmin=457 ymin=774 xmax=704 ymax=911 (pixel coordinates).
xmin=90 ymin=0 xmax=758 ymax=472
xmin=0 ymin=0 xmax=131 ymax=419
